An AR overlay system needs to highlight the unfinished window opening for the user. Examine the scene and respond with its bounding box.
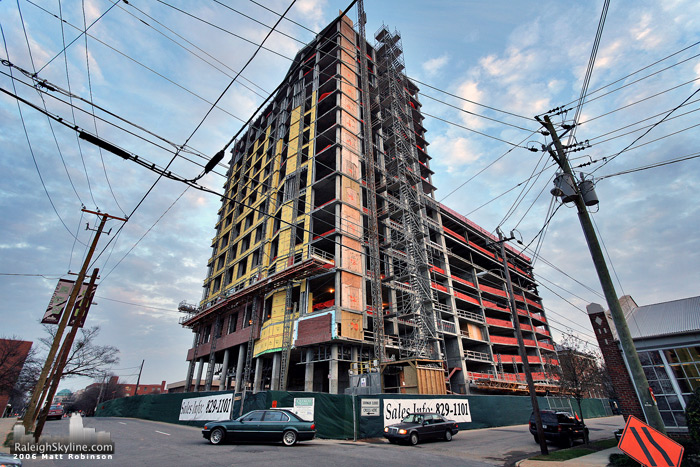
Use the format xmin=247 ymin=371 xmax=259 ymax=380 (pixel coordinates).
xmin=254 ymin=225 xmax=264 ymax=243
xmin=224 ymin=266 xmax=234 ymax=285
xmin=240 ymin=233 xmax=251 ymax=252
xmin=237 ymin=260 xmax=248 ymax=278
xmin=251 ymin=250 xmax=260 ymax=268
xmin=245 ymin=212 xmax=254 ymax=230
xmin=228 ymin=312 xmax=238 ymax=334
xmin=296 ymin=194 xmax=306 ymax=217
xmin=309 ymin=274 xmax=335 ymax=312
xmin=295 ymin=221 xmax=305 ymax=246
xmin=269 ymin=237 xmax=279 ymax=260
xmin=263 ymin=296 xmax=273 ymax=322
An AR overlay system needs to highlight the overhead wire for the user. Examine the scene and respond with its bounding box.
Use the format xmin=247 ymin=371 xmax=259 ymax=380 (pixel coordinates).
xmin=89 ymin=0 xmax=303 ymax=280
xmin=58 ymin=0 xmax=98 ymax=210
xmin=13 ymin=0 xmax=86 ymax=208
xmin=597 ymin=150 xmax=700 ymax=180
xmin=0 ymin=21 xmax=85 ymax=245
xmin=591 ymin=87 xmax=700 ymax=174
xmin=117 ymin=0 xmax=269 ymax=99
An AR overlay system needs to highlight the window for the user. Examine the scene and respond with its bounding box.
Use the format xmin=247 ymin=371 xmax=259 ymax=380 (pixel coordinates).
xmin=237 ymin=260 xmax=248 ymax=278
xmin=228 ymin=313 xmax=238 ymax=334
xmin=240 ymin=411 xmax=264 ymax=422
xmin=263 ymin=411 xmax=290 ymax=422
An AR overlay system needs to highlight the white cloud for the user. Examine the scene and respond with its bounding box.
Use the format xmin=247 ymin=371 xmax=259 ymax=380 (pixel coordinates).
xmin=422 ymin=54 xmax=449 ymax=76
xmin=430 ymin=134 xmax=482 ymax=173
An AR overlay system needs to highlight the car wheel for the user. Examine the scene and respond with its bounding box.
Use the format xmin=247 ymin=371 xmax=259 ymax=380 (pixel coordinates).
xmin=444 ymin=430 xmax=452 ymax=441
xmin=282 ymin=430 xmax=298 ymax=446
xmin=533 ymin=434 xmax=539 ymax=444
xmin=209 ymin=427 xmax=225 ymax=445
xmin=560 ymin=435 xmax=574 ymax=448
xmin=388 ymin=438 xmax=397 ymax=444
xmin=409 ymin=432 xmax=419 ymax=446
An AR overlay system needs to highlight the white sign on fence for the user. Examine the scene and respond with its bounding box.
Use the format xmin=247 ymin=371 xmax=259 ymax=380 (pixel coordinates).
xmin=179 ymin=393 xmax=233 ymax=421
xmin=361 ymin=399 xmax=380 ymax=416
xmin=383 ymin=398 xmax=471 ymax=426
xmin=293 ymin=398 xmax=315 ymax=422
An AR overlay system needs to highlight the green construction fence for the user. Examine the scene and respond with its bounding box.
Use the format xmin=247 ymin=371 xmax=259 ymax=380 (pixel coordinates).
xmin=96 ymin=391 xmax=613 ymax=439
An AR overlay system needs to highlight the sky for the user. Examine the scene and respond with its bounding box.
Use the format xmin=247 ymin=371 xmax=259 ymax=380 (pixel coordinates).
xmin=1 ymin=0 xmax=699 ymax=393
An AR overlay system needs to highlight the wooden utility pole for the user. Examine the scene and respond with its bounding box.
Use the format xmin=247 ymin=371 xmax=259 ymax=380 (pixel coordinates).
xmin=23 ymin=210 xmax=126 ymax=433
xmin=33 ymin=268 xmax=99 ymax=441
xmin=134 ymin=360 xmax=145 ymax=396
xmin=538 ymin=115 xmax=666 ymax=433
xmin=495 ymin=228 xmax=548 ymax=455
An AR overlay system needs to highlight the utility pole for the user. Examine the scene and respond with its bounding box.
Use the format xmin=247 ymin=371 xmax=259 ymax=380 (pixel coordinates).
xmin=23 ymin=209 xmax=126 ymax=433
xmin=493 ymin=229 xmax=548 ymax=455
xmin=33 ymin=268 xmax=99 ymax=441
xmin=538 ymin=115 xmax=666 ymax=433
xmin=134 ymin=360 xmax=145 ymax=396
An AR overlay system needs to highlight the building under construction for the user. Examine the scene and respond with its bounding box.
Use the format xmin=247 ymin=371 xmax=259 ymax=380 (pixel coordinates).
xmin=179 ymin=13 xmax=559 ymax=396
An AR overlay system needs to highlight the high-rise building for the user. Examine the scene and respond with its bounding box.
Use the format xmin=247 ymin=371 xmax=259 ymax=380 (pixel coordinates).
xmin=179 ymin=13 xmax=559 ymax=396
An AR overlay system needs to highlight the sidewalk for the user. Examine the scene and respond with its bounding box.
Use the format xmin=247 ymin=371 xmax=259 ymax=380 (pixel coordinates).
xmin=517 ymin=447 xmax=622 ymax=467
xmin=0 ymin=417 xmax=19 ymax=454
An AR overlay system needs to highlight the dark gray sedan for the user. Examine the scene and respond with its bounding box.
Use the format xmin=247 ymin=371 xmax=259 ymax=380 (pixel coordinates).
xmin=384 ymin=412 xmax=460 ymax=445
xmin=202 ymin=409 xmax=315 ymax=446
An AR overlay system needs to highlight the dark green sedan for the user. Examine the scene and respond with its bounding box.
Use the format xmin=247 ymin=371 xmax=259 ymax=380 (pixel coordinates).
xmin=202 ymin=409 xmax=316 ymax=446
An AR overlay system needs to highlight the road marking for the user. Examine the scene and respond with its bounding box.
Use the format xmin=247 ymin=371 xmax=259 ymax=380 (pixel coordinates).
xmin=118 ymin=422 xmax=127 ymax=425
xmin=155 ymin=430 xmax=171 ymax=436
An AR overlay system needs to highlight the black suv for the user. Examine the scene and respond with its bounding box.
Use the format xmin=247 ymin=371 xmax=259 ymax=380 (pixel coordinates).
xmin=529 ymin=410 xmax=588 ymax=447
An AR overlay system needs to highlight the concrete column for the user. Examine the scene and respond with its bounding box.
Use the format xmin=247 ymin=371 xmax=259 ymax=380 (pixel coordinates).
xmin=184 ymin=359 xmax=196 ymax=393
xmin=351 ymin=346 xmax=359 ymax=366
xmin=305 ymin=348 xmax=315 ymax=392
xmin=204 ymin=357 xmax=215 ymax=391
xmin=330 ymin=344 xmax=339 ymax=394
xmin=253 ymin=358 xmax=263 ymax=393
xmin=235 ymin=344 xmax=246 ymax=393
xmin=194 ymin=358 xmax=204 ymax=392
xmin=271 ymin=353 xmax=281 ymax=391
xmin=220 ymin=349 xmax=230 ymax=391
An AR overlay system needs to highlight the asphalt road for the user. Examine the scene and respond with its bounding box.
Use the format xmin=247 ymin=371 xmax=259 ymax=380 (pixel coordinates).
xmin=18 ymin=414 xmax=625 ymax=467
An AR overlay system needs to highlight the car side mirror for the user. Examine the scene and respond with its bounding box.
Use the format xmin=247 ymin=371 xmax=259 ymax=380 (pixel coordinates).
xmin=422 ymin=421 xmax=428 ymax=426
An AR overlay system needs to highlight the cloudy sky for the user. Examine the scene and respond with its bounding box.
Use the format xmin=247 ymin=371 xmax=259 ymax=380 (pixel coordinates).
xmin=1 ymin=0 xmax=698 ymax=392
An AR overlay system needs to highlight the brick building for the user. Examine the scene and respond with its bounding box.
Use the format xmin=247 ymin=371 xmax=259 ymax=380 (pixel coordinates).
xmin=588 ymin=295 xmax=700 ymax=432
xmin=179 ymin=12 xmax=558 ymax=396
xmin=0 ymin=338 xmax=32 ymax=417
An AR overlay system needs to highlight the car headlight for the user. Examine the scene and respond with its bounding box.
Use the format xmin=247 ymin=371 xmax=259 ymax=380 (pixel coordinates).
xmin=398 ymin=429 xmax=407 ymax=435
xmin=384 ymin=427 xmax=389 ymax=433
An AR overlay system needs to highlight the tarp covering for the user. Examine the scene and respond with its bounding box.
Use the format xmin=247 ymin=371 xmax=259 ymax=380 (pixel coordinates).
xmin=96 ymin=391 xmax=612 ymax=439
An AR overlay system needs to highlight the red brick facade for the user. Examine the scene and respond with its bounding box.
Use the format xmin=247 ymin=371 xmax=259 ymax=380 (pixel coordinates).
xmin=587 ymin=304 xmax=644 ymax=421
xmin=295 ymin=314 xmax=332 ymax=347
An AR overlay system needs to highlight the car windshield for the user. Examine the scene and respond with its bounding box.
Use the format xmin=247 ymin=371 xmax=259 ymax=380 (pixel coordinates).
xmin=401 ymin=414 xmax=424 ymax=424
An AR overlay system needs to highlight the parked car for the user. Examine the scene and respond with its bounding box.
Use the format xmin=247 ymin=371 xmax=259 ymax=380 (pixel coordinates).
xmin=47 ymin=405 xmax=64 ymax=420
xmin=0 ymin=452 xmax=22 ymax=466
xmin=529 ymin=410 xmax=588 ymax=447
xmin=383 ymin=412 xmax=459 ymax=446
xmin=202 ymin=409 xmax=315 ymax=446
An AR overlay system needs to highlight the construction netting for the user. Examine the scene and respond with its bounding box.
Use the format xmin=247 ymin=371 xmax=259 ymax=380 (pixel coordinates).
xmin=95 ymin=391 xmax=613 ymax=439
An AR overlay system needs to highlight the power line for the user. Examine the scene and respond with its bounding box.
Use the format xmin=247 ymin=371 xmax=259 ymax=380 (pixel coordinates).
xmin=418 ymin=92 xmax=537 ymax=132
xmin=0 ymin=22 xmax=85 ymax=246
xmin=598 ymin=150 xmax=700 ymax=180
xmin=408 ymin=76 xmax=533 ymax=121
xmin=591 ymin=87 xmax=700 ymax=173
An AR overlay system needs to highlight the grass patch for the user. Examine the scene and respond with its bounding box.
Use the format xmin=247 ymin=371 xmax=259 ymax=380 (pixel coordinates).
xmin=528 ymin=438 xmax=618 ymax=462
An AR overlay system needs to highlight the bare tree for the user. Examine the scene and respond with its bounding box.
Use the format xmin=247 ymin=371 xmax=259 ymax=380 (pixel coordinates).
xmin=40 ymin=325 xmax=120 ymax=379
xmin=66 ymin=374 xmax=125 ymax=416
xmin=555 ymin=334 xmax=605 ymax=443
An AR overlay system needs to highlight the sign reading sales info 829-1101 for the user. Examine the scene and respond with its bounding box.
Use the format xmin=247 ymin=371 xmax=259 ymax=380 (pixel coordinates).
xmin=383 ymin=398 xmax=471 ymax=426
xmin=179 ymin=393 xmax=233 ymax=421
